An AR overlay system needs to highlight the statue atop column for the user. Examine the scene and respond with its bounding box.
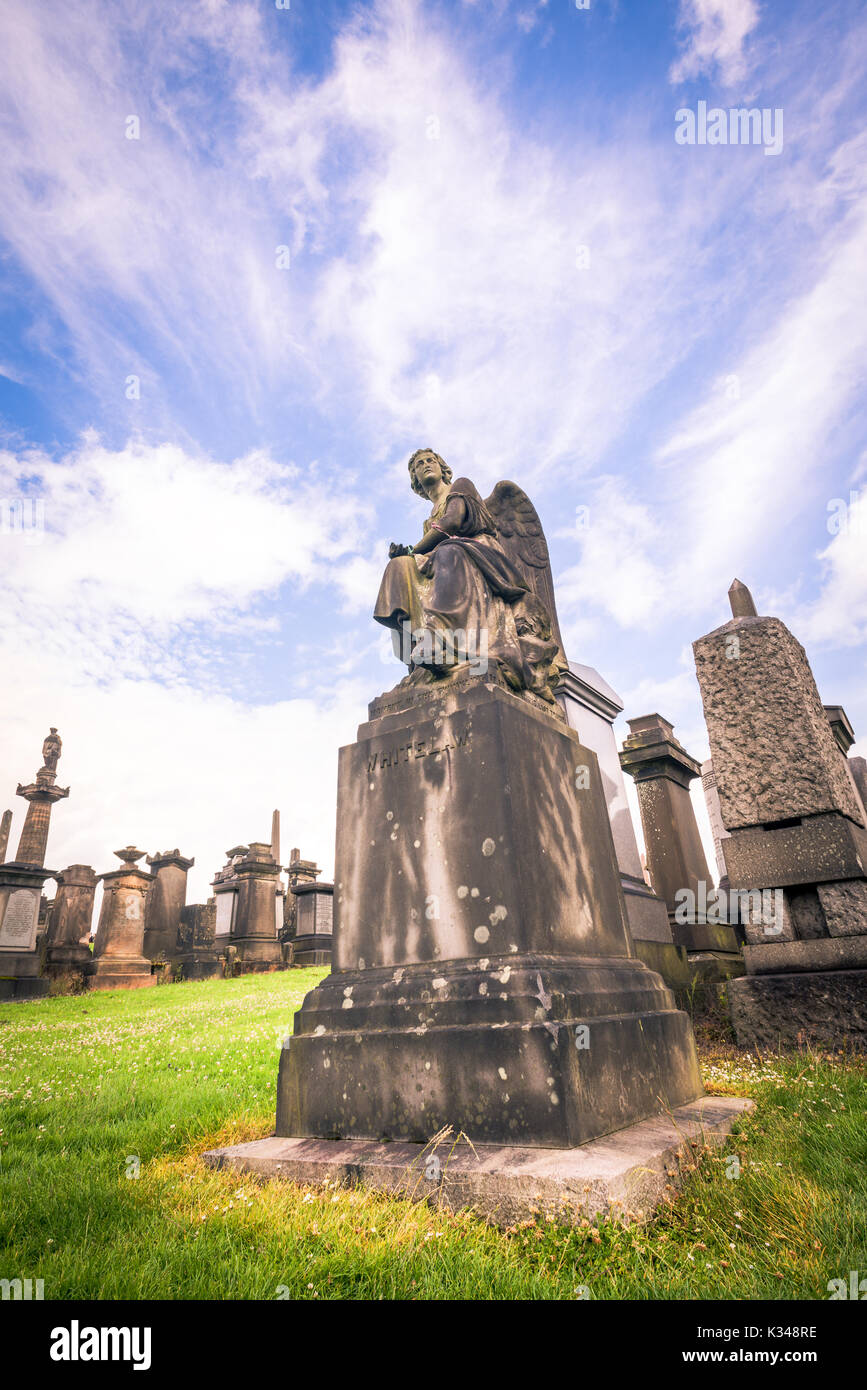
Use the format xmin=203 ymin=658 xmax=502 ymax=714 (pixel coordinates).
xmin=42 ymin=728 xmax=62 ymax=774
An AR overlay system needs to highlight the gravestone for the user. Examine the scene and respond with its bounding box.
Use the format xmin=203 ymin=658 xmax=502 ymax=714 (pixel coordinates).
xmin=229 ymin=842 xmax=283 ymax=973
xmin=143 ymin=850 xmax=194 ymax=961
xmin=557 ymin=663 xmax=691 ymax=990
xmin=618 ymin=714 xmax=743 ymax=979
xmin=175 ymin=900 xmax=221 ymax=980
xmin=87 ymin=848 xmax=156 ymax=991
xmin=693 ymin=580 xmax=867 ymax=1048
xmin=45 ymin=864 xmax=97 ymax=980
xmin=291 ymin=880 xmax=334 ymax=965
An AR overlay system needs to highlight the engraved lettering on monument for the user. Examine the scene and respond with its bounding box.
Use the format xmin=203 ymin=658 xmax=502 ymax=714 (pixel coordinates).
xmin=0 ymin=888 xmax=40 ymax=948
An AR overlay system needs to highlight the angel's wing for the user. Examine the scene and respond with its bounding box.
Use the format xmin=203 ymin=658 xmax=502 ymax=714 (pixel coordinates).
xmin=485 ymin=480 xmax=567 ymax=665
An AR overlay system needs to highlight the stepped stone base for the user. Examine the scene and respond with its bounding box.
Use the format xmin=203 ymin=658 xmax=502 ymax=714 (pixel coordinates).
xmin=86 ymin=957 xmax=155 ymax=992
xmin=205 ymin=1096 xmax=752 ymax=1228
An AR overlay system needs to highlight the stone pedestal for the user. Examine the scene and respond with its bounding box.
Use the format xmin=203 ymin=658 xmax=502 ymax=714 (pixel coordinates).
xmin=557 ymin=664 xmax=690 ymax=991
xmin=175 ymin=901 xmax=222 ymax=980
xmin=618 ymin=714 xmax=742 ymax=975
xmin=276 ymin=678 xmax=702 ymax=1148
xmin=143 ymin=850 xmax=194 ymax=960
xmin=230 ymin=843 xmax=283 ymax=972
xmin=0 ymin=730 xmax=69 ymax=999
xmin=291 ymin=881 xmax=334 ymax=965
xmin=44 ymin=864 xmax=97 ymax=980
xmin=88 ymin=848 xmax=156 ymax=991
xmin=694 ymin=581 xmax=867 ymax=1049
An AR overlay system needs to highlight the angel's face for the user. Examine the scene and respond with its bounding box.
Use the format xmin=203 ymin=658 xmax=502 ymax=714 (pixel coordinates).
xmin=414 ymin=452 xmax=444 ymax=495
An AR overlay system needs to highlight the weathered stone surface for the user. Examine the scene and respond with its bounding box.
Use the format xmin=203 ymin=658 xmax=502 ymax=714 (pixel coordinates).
xmin=277 ymin=681 xmax=702 ymax=1148
xmin=291 ymin=880 xmax=333 ymax=966
xmin=729 ymin=971 xmax=867 ymax=1050
xmin=816 ymin=880 xmax=867 ymax=938
xmin=693 ymin=616 xmax=864 ymax=831
xmin=850 ymin=756 xmax=867 ymax=818
xmin=742 ymin=936 xmax=867 ymax=975
xmin=175 ymin=901 xmax=222 ymax=980
xmin=44 ymin=864 xmax=97 ymax=978
xmin=230 ymin=842 xmax=283 ymax=971
xmin=143 ymin=850 xmax=194 ymax=960
xmin=0 ymin=810 xmax=11 ymax=864
xmin=722 ymin=813 xmax=867 ymax=891
xmin=206 ymin=1096 xmax=752 ymax=1229
xmin=88 ymin=848 xmax=155 ymax=991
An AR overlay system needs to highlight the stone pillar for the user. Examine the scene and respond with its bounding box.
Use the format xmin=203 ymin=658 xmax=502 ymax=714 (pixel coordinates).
xmin=88 ymin=848 xmax=156 ymax=991
xmin=230 ymin=842 xmax=283 ymax=972
xmin=619 ymin=714 xmax=742 ymax=971
xmin=0 ymin=810 xmax=11 ymax=863
xmin=276 ymin=676 xmax=702 ymax=1148
xmin=693 ymin=580 xmax=867 ymax=1049
xmin=292 ymin=880 xmax=334 ymax=965
xmin=0 ymin=729 xmax=68 ymax=1000
xmin=143 ymin=850 xmax=194 ymax=960
xmin=175 ymin=900 xmax=221 ymax=980
xmin=557 ymin=664 xmax=691 ymax=991
xmin=44 ymin=864 xmax=97 ymax=979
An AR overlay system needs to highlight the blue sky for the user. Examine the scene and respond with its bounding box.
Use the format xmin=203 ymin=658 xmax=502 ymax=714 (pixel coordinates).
xmin=1 ymin=0 xmax=866 ymax=900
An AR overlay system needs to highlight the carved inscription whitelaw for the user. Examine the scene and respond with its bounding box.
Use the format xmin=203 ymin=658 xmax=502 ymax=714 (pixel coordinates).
xmin=367 ymin=730 xmax=470 ymax=774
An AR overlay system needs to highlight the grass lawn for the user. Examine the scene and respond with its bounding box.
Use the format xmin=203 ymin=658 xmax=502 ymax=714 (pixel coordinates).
xmin=1 ymin=970 xmax=865 ymax=1300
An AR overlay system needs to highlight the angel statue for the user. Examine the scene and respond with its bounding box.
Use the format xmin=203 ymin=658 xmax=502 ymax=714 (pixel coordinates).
xmin=42 ymin=727 xmax=62 ymax=773
xmin=374 ymin=448 xmax=568 ymax=705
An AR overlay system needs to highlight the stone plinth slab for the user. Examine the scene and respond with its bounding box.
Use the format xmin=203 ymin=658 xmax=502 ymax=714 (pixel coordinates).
xmin=204 ymin=1096 xmax=752 ymax=1228
xmin=743 ymin=935 xmax=867 ymax=975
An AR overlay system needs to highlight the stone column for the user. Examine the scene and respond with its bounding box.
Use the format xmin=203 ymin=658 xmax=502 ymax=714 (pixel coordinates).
xmin=45 ymin=864 xmax=97 ymax=979
xmin=143 ymin=850 xmax=194 ymax=960
xmin=619 ymin=714 xmax=742 ymax=969
xmin=230 ymin=842 xmax=283 ymax=972
xmin=0 ymin=810 xmax=11 ymax=863
xmin=557 ymin=664 xmax=691 ymax=991
xmin=693 ymin=579 xmax=867 ymax=1049
xmin=88 ymin=848 xmax=156 ymax=991
xmin=850 ymin=756 xmax=867 ymax=820
xmin=0 ymin=729 xmax=68 ymax=1000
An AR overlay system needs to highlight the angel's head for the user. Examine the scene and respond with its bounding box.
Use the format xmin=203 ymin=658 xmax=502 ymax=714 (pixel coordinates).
xmin=408 ymin=448 xmax=452 ymax=498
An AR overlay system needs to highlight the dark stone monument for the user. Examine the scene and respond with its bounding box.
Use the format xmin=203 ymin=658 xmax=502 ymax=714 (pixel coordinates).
xmin=0 ymin=730 xmax=69 ymax=999
xmin=44 ymin=864 xmax=97 ymax=981
xmin=275 ymin=450 xmax=702 ymax=1146
xmin=175 ymin=900 xmax=222 ymax=980
xmin=291 ymin=879 xmax=334 ymax=965
xmin=88 ymin=847 xmax=156 ymax=991
xmin=143 ymin=849 xmax=194 ymax=961
xmin=693 ymin=580 xmax=867 ymax=1048
xmin=229 ymin=842 xmax=283 ymax=972
xmin=618 ymin=714 xmax=743 ymax=978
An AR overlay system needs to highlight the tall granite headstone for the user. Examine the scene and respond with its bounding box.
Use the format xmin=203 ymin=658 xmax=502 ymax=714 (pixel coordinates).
xmin=693 ymin=580 xmax=867 ymax=1048
xmin=175 ymin=900 xmax=221 ymax=980
xmin=276 ymin=455 xmax=701 ymax=1146
xmin=229 ymin=842 xmax=283 ymax=972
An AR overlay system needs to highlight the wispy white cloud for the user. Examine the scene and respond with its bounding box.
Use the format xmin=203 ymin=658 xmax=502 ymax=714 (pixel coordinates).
xmin=670 ymin=0 xmax=761 ymax=87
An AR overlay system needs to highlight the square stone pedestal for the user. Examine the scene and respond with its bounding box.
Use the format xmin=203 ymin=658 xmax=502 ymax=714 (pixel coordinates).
xmin=205 ymin=1095 xmax=752 ymax=1228
xmin=728 ymin=936 xmax=867 ymax=1050
xmin=278 ymin=678 xmax=703 ymax=1149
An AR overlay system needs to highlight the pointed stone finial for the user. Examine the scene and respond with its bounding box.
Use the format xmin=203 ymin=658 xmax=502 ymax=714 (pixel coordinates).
xmin=728 ymin=578 xmax=757 ymax=619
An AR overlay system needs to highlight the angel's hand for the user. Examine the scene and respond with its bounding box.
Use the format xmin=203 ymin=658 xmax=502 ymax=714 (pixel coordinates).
xmin=389 ymin=541 xmax=413 ymax=558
